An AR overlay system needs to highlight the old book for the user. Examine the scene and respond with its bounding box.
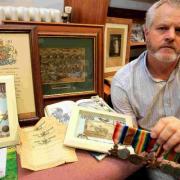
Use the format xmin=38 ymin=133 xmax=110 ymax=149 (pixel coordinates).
xmin=44 ymin=96 xmax=115 ymax=124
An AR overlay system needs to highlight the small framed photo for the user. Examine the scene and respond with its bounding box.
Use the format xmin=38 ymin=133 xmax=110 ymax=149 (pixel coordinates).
xmin=104 ymin=17 xmax=132 ymax=77
xmin=0 ymin=25 xmax=44 ymax=126
xmin=64 ymin=106 xmax=133 ymax=153
xmin=130 ymin=23 xmax=145 ymax=43
xmin=0 ymin=75 xmax=19 ymax=148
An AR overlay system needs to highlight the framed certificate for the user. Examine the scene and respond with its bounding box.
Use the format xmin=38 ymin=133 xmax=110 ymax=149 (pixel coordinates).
xmin=0 ymin=25 xmax=44 ymax=126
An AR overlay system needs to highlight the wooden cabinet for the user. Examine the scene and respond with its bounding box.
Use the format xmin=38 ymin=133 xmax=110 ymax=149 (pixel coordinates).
xmin=129 ymin=43 xmax=146 ymax=61
xmin=64 ymin=0 xmax=110 ymax=24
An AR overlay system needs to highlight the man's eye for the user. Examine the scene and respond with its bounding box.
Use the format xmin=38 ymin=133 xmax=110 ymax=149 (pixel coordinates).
xmin=175 ymin=28 xmax=180 ymax=34
xmin=157 ymin=27 xmax=168 ymax=31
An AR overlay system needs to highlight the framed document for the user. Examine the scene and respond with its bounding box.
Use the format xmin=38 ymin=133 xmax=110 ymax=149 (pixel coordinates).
xmin=37 ymin=23 xmax=104 ymax=104
xmin=104 ymin=17 xmax=132 ymax=77
xmin=0 ymin=25 xmax=44 ymax=126
xmin=0 ymin=75 xmax=19 ymax=147
xmin=64 ymin=106 xmax=133 ymax=153
xmin=39 ymin=36 xmax=94 ymax=97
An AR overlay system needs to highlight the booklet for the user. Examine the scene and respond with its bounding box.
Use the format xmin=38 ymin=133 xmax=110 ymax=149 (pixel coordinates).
xmin=44 ymin=96 xmax=115 ymax=124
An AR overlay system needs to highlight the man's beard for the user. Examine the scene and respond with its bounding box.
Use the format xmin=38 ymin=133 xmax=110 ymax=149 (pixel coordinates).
xmin=146 ymin=40 xmax=179 ymax=63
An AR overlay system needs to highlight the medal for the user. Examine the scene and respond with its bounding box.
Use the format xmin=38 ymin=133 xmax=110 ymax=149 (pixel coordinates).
xmin=108 ymin=122 xmax=180 ymax=178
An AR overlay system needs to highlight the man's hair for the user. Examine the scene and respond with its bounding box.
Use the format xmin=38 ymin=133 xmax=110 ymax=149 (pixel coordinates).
xmin=145 ymin=0 xmax=180 ymax=29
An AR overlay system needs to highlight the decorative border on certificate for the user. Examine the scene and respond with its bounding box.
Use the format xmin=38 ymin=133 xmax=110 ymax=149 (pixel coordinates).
xmin=0 ymin=25 xmax=44 ymax=126
xmin=104 ymin=17 xmax=132 ymax=77
xmin=0 ymin=75 xmax=19 ymax=148
xmin=64 ymin=106 xmax=133 ymax=153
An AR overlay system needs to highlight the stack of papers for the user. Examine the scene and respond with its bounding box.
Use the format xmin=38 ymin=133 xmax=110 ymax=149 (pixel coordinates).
xmin=17 ymin=117 xmax=78 ymax=171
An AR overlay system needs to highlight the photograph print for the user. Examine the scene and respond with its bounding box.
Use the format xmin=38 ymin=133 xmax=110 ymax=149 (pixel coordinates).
xmin=109 ymin=34 xmax=122 ymax=57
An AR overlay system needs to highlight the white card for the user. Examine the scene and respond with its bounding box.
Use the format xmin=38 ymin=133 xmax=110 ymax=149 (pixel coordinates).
xmin=0 ymin=147 xmax=7 ymax=178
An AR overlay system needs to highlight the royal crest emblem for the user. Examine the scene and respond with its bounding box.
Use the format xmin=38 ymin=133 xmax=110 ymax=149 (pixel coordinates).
xmin=0 ymin=39 xmax=17 ymax=66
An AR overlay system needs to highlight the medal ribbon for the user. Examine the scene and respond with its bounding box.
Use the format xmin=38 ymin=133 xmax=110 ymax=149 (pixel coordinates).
xmin=113 ymin=122 xmax=180 ymax=163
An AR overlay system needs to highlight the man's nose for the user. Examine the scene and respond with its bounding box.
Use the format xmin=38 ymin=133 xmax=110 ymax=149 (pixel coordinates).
xmin=165 ymin=27 xmax=175 ymax=41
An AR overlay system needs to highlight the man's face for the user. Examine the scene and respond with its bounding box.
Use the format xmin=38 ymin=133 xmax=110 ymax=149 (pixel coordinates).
xmin=145 ymin=3 xmax=180 ymax=63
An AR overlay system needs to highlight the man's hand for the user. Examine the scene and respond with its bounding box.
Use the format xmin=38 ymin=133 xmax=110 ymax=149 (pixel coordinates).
xmin=150 ymin=117 xmax=180 ymax=153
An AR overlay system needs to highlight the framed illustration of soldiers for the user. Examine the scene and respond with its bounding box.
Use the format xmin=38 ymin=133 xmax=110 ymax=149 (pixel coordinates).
xmin=37 ymin=23 xmax=104 ymax=104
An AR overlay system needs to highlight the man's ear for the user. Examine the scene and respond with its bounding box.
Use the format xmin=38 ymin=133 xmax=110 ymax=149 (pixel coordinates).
xmin=143 ymin=26 xmax=148 ymax=41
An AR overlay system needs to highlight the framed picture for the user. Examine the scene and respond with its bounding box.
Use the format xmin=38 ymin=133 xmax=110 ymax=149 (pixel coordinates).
xmin=64 ymin=106 xmax=133 ymax=153
xmin=0 ymin=25 xmax=44 ymax=126
xmin=104 ymin=17 xmax=132 ymax=77
xmin=130 ymin=23 xmax=145 ymax=43
xmin=37 ymin=23 xmax=104 ymax=103
xmin=0 ymin=75 xmax=19 ymax=148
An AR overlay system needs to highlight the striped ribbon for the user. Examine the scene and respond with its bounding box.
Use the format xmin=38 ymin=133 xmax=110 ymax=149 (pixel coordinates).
xmin=112 ymin=122 xmax=180 ymax=163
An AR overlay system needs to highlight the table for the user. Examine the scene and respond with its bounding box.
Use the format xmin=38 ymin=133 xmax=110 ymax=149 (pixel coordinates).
xmin=18 ymin=149 xmax=140 ymax=180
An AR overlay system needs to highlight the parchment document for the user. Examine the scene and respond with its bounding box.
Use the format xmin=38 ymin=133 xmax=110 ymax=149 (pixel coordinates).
xmin=0 ymin=34 xmax=36 ymax=119
xmin=17 ymin=117 xmax=78 ymax=171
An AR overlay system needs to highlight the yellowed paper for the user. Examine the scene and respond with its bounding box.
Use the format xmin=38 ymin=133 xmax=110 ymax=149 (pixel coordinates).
xmin=17 ymin=117 xmax=78 ymax=171
xmin=0 ymin=34 xmax=35 ymax=118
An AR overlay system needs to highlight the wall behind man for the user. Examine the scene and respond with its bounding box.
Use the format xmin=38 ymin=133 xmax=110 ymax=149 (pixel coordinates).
xmin=0 ymin=0 xmax=64 ymax=11
xmin=110 ymin=0 xmax=155 ymax=10
xmin=0 ymin=0 xmax=154 ymax=11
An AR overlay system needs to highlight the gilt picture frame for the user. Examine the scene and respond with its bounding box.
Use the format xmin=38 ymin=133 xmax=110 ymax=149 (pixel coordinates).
xmin=64 ymin=106 xmax=133 ymax=153
xmin=0 ymin=25 xmax=44 ymax=126
xmin=0 ymin=75 xmax=19 ymax=148
xmin=104 ymin=17 xmax=132 ymax=77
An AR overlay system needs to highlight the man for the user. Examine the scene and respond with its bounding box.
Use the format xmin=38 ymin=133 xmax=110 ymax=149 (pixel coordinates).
xmin=111 ymin=0 xmax=180 ymax=179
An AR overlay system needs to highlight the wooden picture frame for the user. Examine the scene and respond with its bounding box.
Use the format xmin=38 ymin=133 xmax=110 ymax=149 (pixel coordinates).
xmin=37 ymin=23 xmax=104 ymax=105
xmin=0 ymin=75 xmax=19 ymax=147
xmin=0 ymin=25 xmax=44 ymax=126
xmin=64 ymin=106 xmax=133 ymax=153
xmin=104 ymin=17 xmax=132 ymax=77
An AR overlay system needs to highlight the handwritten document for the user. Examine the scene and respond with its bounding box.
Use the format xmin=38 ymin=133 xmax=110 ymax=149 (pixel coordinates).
xmin=17 ymin=117 xmax=78 ymax=171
